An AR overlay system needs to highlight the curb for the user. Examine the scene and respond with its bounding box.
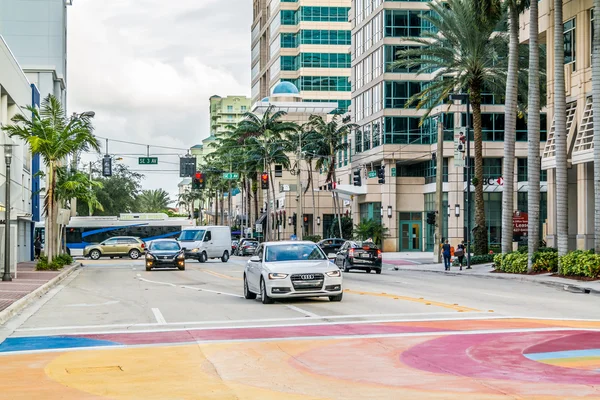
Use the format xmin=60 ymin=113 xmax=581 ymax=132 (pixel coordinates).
xmin=385 ymin=264 xmax=600 ymax=296
xmin=0 ymin=262 xmax=81 ymax=326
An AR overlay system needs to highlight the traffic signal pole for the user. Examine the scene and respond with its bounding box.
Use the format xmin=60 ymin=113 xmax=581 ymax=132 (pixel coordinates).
xmin=296 ymin=133 xmax=303 ymax=241
xmin=435 ymin=117 xmax=444 ymax=264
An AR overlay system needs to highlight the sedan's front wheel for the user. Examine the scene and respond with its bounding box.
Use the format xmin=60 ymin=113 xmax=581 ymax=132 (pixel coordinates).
xmin=260 ymin=279 xmax=273 ymax=304
xmin=244 ymin=276 xmax=256 ymax=300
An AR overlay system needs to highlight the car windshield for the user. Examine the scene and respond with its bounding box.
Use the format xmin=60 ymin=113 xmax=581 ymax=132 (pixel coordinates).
xmin=265 ymin=244 xmax=326 ymax=262
xmin=245 ymin=241 xmax=258 ymax=246
xmin=355 ymin=241 xmax=378 ymax=249
xmin=179 ymin=230 xmax=205 ymax=241
xmin=151 ymin=241 xmax=180 ymax=251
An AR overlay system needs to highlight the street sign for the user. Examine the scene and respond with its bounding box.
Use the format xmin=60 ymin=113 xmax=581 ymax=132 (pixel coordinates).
xmin=454 ymin=128 xmax=466 ymax=168
xmin=222 ymin=172 xmax=239 ymax=179
xmin=368 ymin=171 xmax=377 ymax=178
xmin=391 ymin=167 xmax=397 ymax=177
xmin=255 ymin=224 xmax=263 ymax=233
xmin=513 ymin=211 xmax=528 ymax=234
xmin=139 ymin=157 xmax=158 ymax=165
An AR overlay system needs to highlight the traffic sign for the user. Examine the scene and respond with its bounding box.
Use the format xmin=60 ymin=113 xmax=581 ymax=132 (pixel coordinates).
xmin=222 ymin=172 xmax=239 ymax=180
xmin=139 ymin=157 xmax=158 ymax=165
xmin=368 ymin=171 xmax=377 ymax=178
xmin=391 ymin=167 xmax=397 ymax=177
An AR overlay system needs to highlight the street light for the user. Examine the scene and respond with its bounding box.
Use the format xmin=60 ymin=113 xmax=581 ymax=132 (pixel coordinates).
xmin=449 ymin=93 xmax=471 ymax=269
xmin=455 ymin=204 xmax=460 ymax=217
xmin=387 ymin=206 xmax=393 ymax=219
xmin=316 ymin=216 xmax=321 ymax=225
xmin=3 ymin=144 xmax=15 ymax=281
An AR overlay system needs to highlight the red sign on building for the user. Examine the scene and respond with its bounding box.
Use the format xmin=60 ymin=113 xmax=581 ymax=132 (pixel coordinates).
xmin=513 ymin=211 xmax=529 ymax=234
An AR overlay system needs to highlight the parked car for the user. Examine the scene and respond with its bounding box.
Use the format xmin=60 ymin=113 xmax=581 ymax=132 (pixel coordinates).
xmin=84 ymin=237 xmax=145 ymax=260
xmin=235 ymin=238 xmax=255 ymax=255
xmin=145 ymin=239 xmax=185 ymax=271
xmin=238 ymin=240 xmax=259 ymax=256
xmin=317 ymin=238 xmax=346 ymax=256
xmin=243 ymin=241 xmax=343 ymax=304
xmin=232 ymin=240 xmax=239 ymax=253
xmin=334 ymin=241 xmax=382 ymax=274
xmin=178 ymin=226 xmax=231 ymax=263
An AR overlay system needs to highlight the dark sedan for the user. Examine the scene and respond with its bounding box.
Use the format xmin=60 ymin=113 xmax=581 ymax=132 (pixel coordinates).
xmin=238 ymin=240 xmax=259 ymax=256
xmin=145 ymin=239 xmax=186 ymax=271
xmin=334 ymin=241 xmax=382 ymax=274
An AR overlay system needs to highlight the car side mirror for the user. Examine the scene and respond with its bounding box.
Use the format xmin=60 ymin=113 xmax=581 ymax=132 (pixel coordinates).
xmin=250 ymin=256 xmax=261 ymax=263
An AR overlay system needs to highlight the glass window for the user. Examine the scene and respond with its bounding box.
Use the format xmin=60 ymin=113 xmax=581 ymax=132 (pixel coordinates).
xmin=281 ymin=9 xmax=298 ymax=25
xmin=384 ymin=10 xmax=433 ymax=37
xmin=300 ymin=7 xmax=350 ymax=22
xmin=384 ymin=81 xmax=422 ymax=108
xmin=281 ymin=33 xmax=298 ymax=48
xmin=385 ymin=45 xmax=422 ymax=73
xmin=281 ymin=55 xmax=298 ymax=71
xmin=564 ymin=18 xmax=576 ymax=68
xmin=265 ymin=244 xmax=326 ymax=262
xmin=283 ymin=77 xmax=351 ymax=91
xmin=300 ymin=53 xmax=351 ymax=69
xmin=299 ymin=30 xmax=351 ymax=45
xmin=424 ymin=158 xmax=449 ymax=184
xmin=517 ymin=158 xmax=548 ymax=182
xmin=384 ymin=116 xmax=430 ymax=144
xmin=227 ymin=105 xmax=233 ymax=112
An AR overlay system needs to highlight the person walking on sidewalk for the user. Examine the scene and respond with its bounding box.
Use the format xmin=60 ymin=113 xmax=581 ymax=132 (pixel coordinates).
xmin=455 ymin=242 xmax=465 ymax=271
xmin=442 ymin=240 xmax=451 ymax=271
xmin=34 ymin=236 xmax=42 ymax=260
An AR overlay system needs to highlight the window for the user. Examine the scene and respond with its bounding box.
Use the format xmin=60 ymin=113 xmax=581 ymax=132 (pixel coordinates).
xmin=384 ymin=81 xmax=423 ymax=108
xmin=464 ymin=193 xmax=502 ymax=245
xmin=275 ymin=165 xmax=283 ymax=177
xmin=564 ymin=18 xmax=576 ymax=68
xmin=282 ymin=77 xmax=350 ymax=91
xmin=385 ymin=45 xmax=422 ymax=73
xmin=517 ymin=158 xmax=548 ymax=182
xmin=463 ymin=158 xmax=502 ymax=181
xmin=303 ymin=99 xmax=351 ymax=114
xmin=300 ymin=7 xmax=349 ymax=22
xmin=355 ymin=129 xmax=362 ymax=153
xmin=384 ymin=116 xmax=430 ymax=144
xmin=241 ymin=106 xmax=247 ymax=112
xmin=281 ymin=55 xmax=298 ymax=71
xmin=460 ymin=113 xmax=547 ymax=142
xmin=281 ymin=9 xmax=298 ymax=25
xmin=384 ymin=10 xmax=433 ymax=37
xmin=227 ymin=105 xmax=233 ymax=112
xmin=300 ymin=53 xmax=351 ymax=69
xmin=424 ymin=158 xmax=449 ymax=184
xmin=281 ymin=32 xmax=298 ymax=48
xmin=591 ymin=9 xmax=595 ymax=57
xmin=299 ymin=30 xmax=351 ymax=45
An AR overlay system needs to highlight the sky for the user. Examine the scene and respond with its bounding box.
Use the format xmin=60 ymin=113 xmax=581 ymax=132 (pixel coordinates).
xmin=67 ymin=0 xmax=252 ymax=206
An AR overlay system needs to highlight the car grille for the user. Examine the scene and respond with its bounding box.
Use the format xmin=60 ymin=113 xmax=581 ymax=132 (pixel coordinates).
xmin=290 ymin=273 xmax=324 ymax=291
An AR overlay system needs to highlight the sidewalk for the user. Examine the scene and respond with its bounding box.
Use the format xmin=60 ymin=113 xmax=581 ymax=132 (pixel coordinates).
xmin=0 ymin=261 xmax=80 ymax=324
xmin=383 ymin=259 xmax=600 ymax=295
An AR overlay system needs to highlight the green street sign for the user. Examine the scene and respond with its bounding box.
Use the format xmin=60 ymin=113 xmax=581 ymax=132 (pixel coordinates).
xmin=138 ymin=157 xmax=158 ymax=165
xmin=368 ymin=171 xmax=377 ymax=178
xmin=391 ymin=167 xmax=397 ymax=177
xmin=222 ymin=172 xmax=240 ymax=180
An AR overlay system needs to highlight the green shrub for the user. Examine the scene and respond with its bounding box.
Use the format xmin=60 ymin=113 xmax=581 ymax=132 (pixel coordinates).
xmin=54 ymin=253 xmax=74 ymax=267
xmin=493 ymin=253 xmax=504 ymax=268
xmin=532 ymin=251 xmax=558 ymax=273
xmin=559 ymin=250 xmax=600 ymax=279
xmin=36 ymin=256 xmax=63 ymax=271
xmin=303 ymin=235 xmax=322 ymax=243
xmin=499 ymin=252 xmax=528 ymax=274
xmin=452 ymin=253 xmax=494 ymax=266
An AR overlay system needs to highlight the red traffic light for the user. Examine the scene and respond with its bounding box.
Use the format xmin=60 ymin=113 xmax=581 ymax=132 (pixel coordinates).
xmin=195 ymin=172 xmax=201 ymax=179
xmin=261 ymin=173 xmax=268 ymax=181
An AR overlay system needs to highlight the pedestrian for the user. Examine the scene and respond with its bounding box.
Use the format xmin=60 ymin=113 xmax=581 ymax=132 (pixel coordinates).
xmin=442 ymin=239 xmax=451 ymax=271
xmin=455 ymin=241 xmax=465 ymax=271
xmin=34 ymin=236 xmax=42 ymax=260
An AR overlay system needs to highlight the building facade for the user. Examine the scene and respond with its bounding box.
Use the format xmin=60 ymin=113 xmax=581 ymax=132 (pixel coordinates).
xmin=346 ymin=0 xmax=546 ymax=252
xmin=209 ymin=95 xmax=252 ymax=137
xmin=251 ymin=0 xmax=352 ymax=115
xmin=523 ymin=0 xmax=595 ymax=250
xmin=0 ymin=36 xmax=35 ymax=265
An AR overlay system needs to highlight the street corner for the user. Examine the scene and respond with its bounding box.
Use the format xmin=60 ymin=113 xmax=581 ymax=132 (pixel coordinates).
xmin=1 ymin=318 xmax=600 ymax=399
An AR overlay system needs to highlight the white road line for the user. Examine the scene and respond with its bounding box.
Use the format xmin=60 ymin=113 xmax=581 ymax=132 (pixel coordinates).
xmin=285 ymin=305 xmax=320 ymax=318
xmin=179 ymin=285 xmax=243 ymax=298
xmin=482 ymin=292 xmax=515 ymax=299
xmin=151 ymin=308 xmax=167 ymax=324
xmin=137 ymin=277 xmax=175 ymax=287
xmin=66 ymin=301 xmax=120 ymax=308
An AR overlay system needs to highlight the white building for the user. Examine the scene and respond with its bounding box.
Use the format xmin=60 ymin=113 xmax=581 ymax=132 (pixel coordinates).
xmin=0 ymin=36 xmax=34 ymax=266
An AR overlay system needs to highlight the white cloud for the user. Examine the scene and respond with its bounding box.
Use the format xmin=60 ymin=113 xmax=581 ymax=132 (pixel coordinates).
xmin=67 ymin=0 xmax=251 ymax=203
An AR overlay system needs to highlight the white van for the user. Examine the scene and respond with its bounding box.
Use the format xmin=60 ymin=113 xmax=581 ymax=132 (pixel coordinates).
xmin=178 ymin=226 xmax=232 ymax=263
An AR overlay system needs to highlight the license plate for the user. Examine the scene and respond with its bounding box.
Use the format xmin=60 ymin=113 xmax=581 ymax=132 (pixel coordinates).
xmin=360 ymin=253 xmax=371 ymax=258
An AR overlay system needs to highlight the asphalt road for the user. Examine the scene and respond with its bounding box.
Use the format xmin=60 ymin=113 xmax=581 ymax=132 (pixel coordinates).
xmin=1 ymin=256 xmax=599 ymax=399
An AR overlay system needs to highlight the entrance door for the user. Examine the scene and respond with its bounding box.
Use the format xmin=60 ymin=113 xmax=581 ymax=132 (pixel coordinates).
xmin=400 ymin=221 xmax=422 ymax=251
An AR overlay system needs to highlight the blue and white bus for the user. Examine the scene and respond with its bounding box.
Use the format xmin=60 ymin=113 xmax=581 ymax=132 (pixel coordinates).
xmin=35 ymin=213 xmax=196 ymax=255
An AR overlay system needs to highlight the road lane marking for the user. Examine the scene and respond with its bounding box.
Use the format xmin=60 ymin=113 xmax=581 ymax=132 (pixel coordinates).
xmin=196 ymin=268 xmax=241 ymax=281
xmin=179 ymin=285 xmax=243 ymax=298
xmin=344 ymin=289 xmax=479 ymax=312
xmin=14 ymin=313 xmax=500 ymax=334
xmin=151 ymin=308 xmax=167 ymax=324
xmin=285 ymin=305 xmax=320 ymax=318
xmin=66 ymin=301 xmax=120 ymax=308
xmin=136 ymin=277 xmax=176 ymax=287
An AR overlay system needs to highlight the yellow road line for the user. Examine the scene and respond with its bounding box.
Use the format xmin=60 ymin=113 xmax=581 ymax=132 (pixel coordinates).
xmin=344 ymin=289 xmax=479 ymax=312
xmin=198 ymin=268 xmax=242 ymax=281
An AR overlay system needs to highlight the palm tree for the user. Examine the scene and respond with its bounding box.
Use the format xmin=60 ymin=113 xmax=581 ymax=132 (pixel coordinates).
xmin=236 ymin=106 xmax=298 ymax=240
xmin=306 ymin=114 xmax=357 ymax=237
xmin=527 ymin=0 xmax=540 ymax=272
xmin=136 ymin=189 xmax=171 ymax=213
xmin=2 ymin=95 xmax=100 ymax=262
xmin=553 ymin=0 xmax=568 ymax=267
xmin=593 ymin=0 xmax=600 ymax=253
xmin=55 ymin=167 xmax=104 ymax=215
xmin=503 ymin=0 xmax=531 ymax=255
xmin=392 ymin=0 xmax=506 ymax=255
xmin=178 ymin=189 xmax=204 ymax=221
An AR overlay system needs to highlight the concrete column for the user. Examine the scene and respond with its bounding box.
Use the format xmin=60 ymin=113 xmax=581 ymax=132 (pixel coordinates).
xmin=568 ymin=167 xmax=578 ymax=250
xmin=447 ymin=156 xmax=464 ymax=244
xmin=382 ymin=160 xmax=398 ymax=252
xmin=576 ymin=162 xmax=595 ymax=250
xmin=546 ymin=168 xmax=556 ymax=247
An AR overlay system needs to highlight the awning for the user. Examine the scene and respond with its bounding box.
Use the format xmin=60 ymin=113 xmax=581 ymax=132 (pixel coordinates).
xmin=255 ymin=212 xmax=267 ymax=225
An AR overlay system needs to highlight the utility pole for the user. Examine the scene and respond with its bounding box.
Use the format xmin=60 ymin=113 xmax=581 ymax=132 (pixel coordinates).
xmin=70 ymin=152 xmax=78 ymax=218
xmin=296 ymin=133 xmax=303 ymax=240
xmin=228 ymin=159 xmax=232 ymax=228
xmin=88 ymin=161 xmax=93 ymax=216
xmin=435 ymin=117 xmax=444 ymax=264
xmin=3 ymin=144 xmax=13 ymax=281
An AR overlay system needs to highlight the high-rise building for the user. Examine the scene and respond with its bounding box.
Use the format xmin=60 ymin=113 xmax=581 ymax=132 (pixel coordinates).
xmin=251 ymin=0 xmax=352 ymax=114
xmin=347 ymin=1 xmax=545 ymax=252
xmin=209 ymin=95 xmax=252 ymax=137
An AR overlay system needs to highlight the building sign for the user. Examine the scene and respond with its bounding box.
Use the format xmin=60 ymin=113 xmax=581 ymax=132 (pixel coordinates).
xmin=454 ymin=128 xmax=466 ymax=168
xmin=513 ymin=211 xmax=528 ymax=234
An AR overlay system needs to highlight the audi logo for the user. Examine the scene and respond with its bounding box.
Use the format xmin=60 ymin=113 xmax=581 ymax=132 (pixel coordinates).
xmin=300 ymin=274 xmax=315 ymax=280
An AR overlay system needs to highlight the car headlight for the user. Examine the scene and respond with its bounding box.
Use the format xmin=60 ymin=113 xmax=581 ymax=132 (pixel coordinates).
xmin=191 ymin=248 xmax=199 ymax=253
xmin=145 ymin=254 xmax=155 ymax=260
xmin=177 ymin=253 xmax=185 ymax=260
xmin=326 ymin=270 xmax=341 ymax=277
xmin=268 ymin=273 xmax=288 ymax=280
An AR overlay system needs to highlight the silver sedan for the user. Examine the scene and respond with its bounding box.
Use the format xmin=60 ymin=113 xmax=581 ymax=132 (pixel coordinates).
xmin=243 ymin=241 xmax=343 ymax=304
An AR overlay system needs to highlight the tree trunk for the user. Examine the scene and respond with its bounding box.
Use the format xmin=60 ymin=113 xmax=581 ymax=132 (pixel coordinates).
xmin=330 ymin=151 xmax=343 ymax=238
xmin=45 ymin=163 xmax=56 ymax=263
xmin=253 ymin=175 xmax=259 ymax=235
xmin=247 ymin=178 xmax=252 ymax=237
xmin=471 ymin=94 xmax=488 ymax=255
xmin=502 ymin=5 xmax=519 ymax=255
xmin=265 ymin=166 xmax=272 ymax=242
xmin=594 ymin=0 xmax=600 ymax=253
xmin=554 ymin=0 xmax=568 ymax=268
xmin=527 ymin=0 xmax=541 ymax=272
xmin=215 ymin=189 xmax=219 ymax=225
xmin=308 ymin=162 xmax=317 ymax=237
xmin=269 ymin=167 xmax=277 ymax=242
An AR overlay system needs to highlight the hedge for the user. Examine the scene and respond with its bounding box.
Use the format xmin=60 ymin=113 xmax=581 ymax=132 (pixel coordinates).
xmin=36 ymin=253 xmax=74 ymax=271
xmin=559 ymin=250 xmax=600 ymax=279
xmin=494 ymin=248 xmax=559 ymax=274
xmin=452 ymin=253 xmax=494 ymax=266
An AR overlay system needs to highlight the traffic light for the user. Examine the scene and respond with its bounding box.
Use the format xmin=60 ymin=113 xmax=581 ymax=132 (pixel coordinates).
xmin=192 ymin=172 xmax=204 ymax=190
xmin=261 ymin=172 xmax=269 ymax=189
xmin=292 ymin=213 xmax=297 ymax=226
xmin=426 ymin=211 xmax=437 ymax=225
xmin=377 ymin=165 xmax=385 ymax=184
xmin=353 ymin=169 xmax=362 ymax=186
xmin=102 ymin=155 xmax=112 ymax=177
xmin=179 ymin=156 xmax=196 ymax=177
